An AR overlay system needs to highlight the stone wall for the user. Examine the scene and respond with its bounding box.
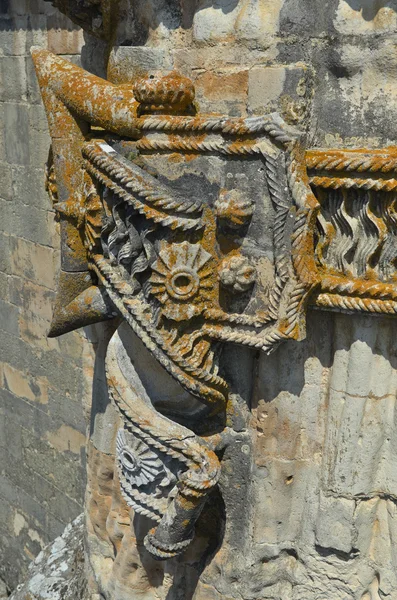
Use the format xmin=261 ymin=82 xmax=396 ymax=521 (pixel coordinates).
xmin=4 ymin=2 xmax=397 ymax=599
xmin=0 ymin=0 xmax=88 ymax=591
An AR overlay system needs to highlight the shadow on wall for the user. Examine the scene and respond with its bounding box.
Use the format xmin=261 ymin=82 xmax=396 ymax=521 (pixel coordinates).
xmin=117 ymin=0 xmax=242 ymax=46
xmin=344 ymin=0 xmax=397 ymax=19
xmin=194 ymin=0 xmax=240 ymax=14
xmin=253 ymin=309 xmax=397 ymax=405
xmin=181 ymin=0 xmax=240 ymax=30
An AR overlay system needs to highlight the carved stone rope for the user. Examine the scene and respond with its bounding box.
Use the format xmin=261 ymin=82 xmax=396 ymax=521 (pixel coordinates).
xmin=106 ymin=332 xmax=221 ymax=559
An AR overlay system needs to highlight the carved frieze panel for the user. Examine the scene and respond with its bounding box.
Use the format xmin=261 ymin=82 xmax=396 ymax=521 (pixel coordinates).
xmin=307 ymin=149 xmax=397 ymax=315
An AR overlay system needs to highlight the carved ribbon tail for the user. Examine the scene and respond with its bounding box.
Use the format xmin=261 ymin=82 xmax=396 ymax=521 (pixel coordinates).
xmin=105 ymin=332 xmax=221 ymax=560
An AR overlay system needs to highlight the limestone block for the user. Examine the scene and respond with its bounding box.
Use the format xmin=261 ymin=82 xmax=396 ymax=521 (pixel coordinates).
xmin=193 ymin=68 xmax=249 ymax=115
xmin=0 ymin=273 xmax=8 ymax=302
xmin=5 ymin=417 xmax=24 ymax=462
xmin=12 ymin=166 xmax=49 ymax=209
xmin=0 ymin=202 xmax=55 ymax=247
xmin=0 ymin=498 xmax=13 ymax=537
xmin=0 ymin=105 xmax=5 ymax=163
xmin=0 ymin=163 xmax=13 ymax=201
xmin=0 ymin=16 xmax=29 ymax=56
xmin=45 ymin=424 xmax=86 ymax=455
xmin=46 ymin=387 xmax=88 ymax=437
xmin=25 ymin=53 xmax=43 ymax=105
xmin=0 ymin=14 xmax=47 ymax=57
xmin=0 ymin=56 xmax=28 ymax=102
xmin=28 ymin=104 xmax=51 ymax=169
xmin=248 ymin=64 xmax=312 ymax=123
xmin=4 ymin=103 xmax=30 ymax=165
xmin=234 ymin=0 xmax=283 ymax=43
xmin=21 ymin=429 xmax=83 ymax=501
xmin=18 ymin=310 xmax=60 ymax=351
xmin=108 ymin=46 xmax=173 ymax=84
xmin=9 ymin=236 xmax=57 ymax=289
xmin=2 ymin=458 xmax=48 ymax=531
xmin=0 ymin=299 xmax=19 ymax=336
xmin=8 ymin=278 xmax=54 ymax=322
xmin=46 ymin=15 xmax=83 ymax=54
xmin=0 ymin=363 xmax=49 ymax=404
xmin=172 ymin=46 xmax=277 ymax=83
xmin=192 ymin=0 xmax=243 ymax=42
xmin=0 ymin=233 xmax=11 ymax=276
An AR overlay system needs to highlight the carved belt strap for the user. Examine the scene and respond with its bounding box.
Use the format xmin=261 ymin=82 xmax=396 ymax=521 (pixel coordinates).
xmin=106 ymin=330 xmax=220 ymax=559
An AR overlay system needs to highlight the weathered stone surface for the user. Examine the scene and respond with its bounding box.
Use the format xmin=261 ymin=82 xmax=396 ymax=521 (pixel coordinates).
xmin=6 ymin=1 xmax=397 ymax=599
xmin=9 ymin=515 xmax=88 ymax=600
xmin=0 ymin=0 xmax=87 ymax=591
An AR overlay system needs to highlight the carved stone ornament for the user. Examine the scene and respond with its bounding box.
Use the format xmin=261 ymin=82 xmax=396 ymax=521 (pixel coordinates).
xmin=32 ymin=49 xmax=397 ymax=599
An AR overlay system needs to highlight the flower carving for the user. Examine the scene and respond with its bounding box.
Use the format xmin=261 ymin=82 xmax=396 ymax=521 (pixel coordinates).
xmin=215 ymin=189 xmax=254 ymax=228
xmin=54 ymin=188 xmax=103 ymax=254
xmin=116 ymin=429 xmax=165 ymax=488
xmin=220 ymin=255 xmax=256 ymax=293
xmin=149 ymin=241 xmax=214 ymax=321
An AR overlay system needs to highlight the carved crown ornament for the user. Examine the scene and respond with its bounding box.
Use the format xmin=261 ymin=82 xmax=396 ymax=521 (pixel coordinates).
xmin=32 ymin=49 xmax=397 ymax=560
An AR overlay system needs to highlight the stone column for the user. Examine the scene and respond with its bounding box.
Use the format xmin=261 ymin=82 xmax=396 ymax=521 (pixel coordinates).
xmin=28 ymin=2 xmax=397 ymax=599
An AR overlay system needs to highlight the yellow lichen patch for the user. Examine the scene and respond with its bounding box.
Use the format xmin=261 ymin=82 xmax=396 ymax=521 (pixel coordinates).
xmin=13 ymin=512 xmax=27 ymax=536
xmin=45 ymin=425 xmax=86 ymax=454
xmin=1 ymin=364 xmax=49 ymax=404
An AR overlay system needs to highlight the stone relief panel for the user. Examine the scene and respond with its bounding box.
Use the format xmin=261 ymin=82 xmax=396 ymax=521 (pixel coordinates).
xmin=31 ymin=40 xmax=397 ymax=600
xmin=307 ymin=149 xmax=397 ymax=315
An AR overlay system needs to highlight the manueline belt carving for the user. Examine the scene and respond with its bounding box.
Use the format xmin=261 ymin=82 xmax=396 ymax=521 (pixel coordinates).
xmin=32 ymin=49 xmax=397 ymax=560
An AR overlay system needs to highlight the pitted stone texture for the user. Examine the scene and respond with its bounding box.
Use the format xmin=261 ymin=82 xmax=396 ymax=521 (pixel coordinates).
xmin=9 ymin=515 xmax=88 ymax=600
xmin=250 ymin=311 xmax=397 ymax=599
